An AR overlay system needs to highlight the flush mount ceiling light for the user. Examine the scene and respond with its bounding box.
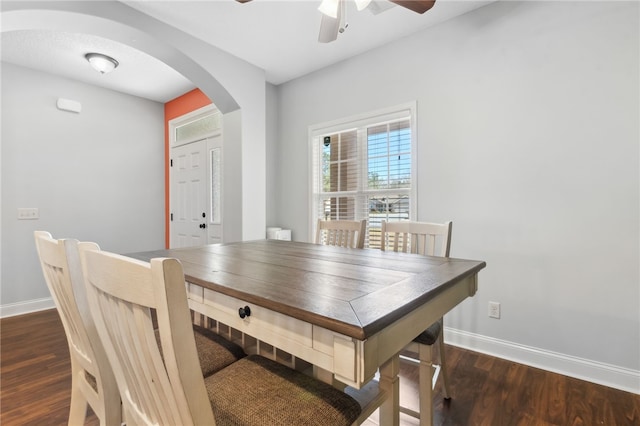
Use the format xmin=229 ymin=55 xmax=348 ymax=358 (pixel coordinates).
xmin=85 ymin=52 xmax=119 ymax=74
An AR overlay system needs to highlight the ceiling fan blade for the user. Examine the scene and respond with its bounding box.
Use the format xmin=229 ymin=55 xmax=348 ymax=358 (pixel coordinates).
xmin=319 ymin=0 xmax=346 ymax=43
xmin=318 ymin=13 xmax=339 ymax=43
xmin=388 ymin=0 xmax=436 ymax=14
xmin=367 ymin=0 xmax=396 ymax=15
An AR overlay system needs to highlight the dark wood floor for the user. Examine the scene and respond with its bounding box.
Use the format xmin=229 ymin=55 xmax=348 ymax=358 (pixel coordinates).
xmin=1 ymin=309 xmax=639 ymax=426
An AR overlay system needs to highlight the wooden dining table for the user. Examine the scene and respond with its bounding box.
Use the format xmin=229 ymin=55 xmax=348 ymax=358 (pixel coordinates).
xmin=128 ymin=239 xmax=486 ymax=425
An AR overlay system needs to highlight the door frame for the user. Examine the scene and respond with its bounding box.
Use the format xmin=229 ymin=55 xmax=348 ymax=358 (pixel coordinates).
xmin=169 ymin=104 xmax=223 ymax=248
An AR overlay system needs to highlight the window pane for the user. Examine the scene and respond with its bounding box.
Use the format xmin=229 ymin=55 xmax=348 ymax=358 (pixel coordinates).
xmin=175 ymin=113 xmax=221 ymax=145
xmin=322 ymin=130 xmax=358 ymax=194
xmin=328 ymin=133 xmax=339 ymax=162
xmin=368 ymin=125 xmax=388 ymax=157
xmin=367 ymin=119 xmax=411 ymax=191
xmin=368 ymin=157 xmax=388 ymax=188
xmin=329 ymin=163 xmax=339 ymax=191
xmin=340 ymin=131 xmax=357 ymax=160
xmin=389 ymin=121 xmax=411 ymax=154
xmin=341 ymin=161 xmax=358 ymax=191
xmin=367 ymin=194 xmax=410 ymax=249
xmin=320 ymin=197 xmax=357 ymax=221
xmin=210 ymin=148 xmax=221 ymax=224
xmin=322 ymin=137 xmax=332 ymax=192
xmin=389 ymin=154 xmax=411 ymax=188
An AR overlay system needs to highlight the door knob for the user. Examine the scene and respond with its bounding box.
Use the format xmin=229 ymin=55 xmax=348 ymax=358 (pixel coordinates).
xmin=199 ymin=223 xmax=207 ymax=229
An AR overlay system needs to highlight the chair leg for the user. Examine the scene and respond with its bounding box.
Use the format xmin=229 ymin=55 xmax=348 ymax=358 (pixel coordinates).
xmin=100 ymin=388 xmax=122 ymax=426
xmin=68 ymin=367 xmax=88 ymax=426
xmin=437 ymin=329 xmax=451 ymax=400
xmin=418 ymin=343 xmax=434 ymax=426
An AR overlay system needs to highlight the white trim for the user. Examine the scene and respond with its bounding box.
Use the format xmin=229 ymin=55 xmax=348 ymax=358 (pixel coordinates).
xmin=0 ymin=297 xmax=55 ymax=318
xmin=445 ymin=326 xmax=640 ymax=395
xmin=308 ymin=103 xmax=415 ymax=136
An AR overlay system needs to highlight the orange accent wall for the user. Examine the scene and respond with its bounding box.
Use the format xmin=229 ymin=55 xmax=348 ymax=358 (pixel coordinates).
xmin=164 ymin=89 xmax=212 ymax=248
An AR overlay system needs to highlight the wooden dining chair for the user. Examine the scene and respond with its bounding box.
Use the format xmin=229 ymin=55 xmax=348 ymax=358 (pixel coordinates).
xmin=35 ymin=232 xmax=247 ymax=425
xmin=79 ymin=243 xmax=366 ymax=426
xmin=316 ymin=218 xmax=367 ymax=249
xmin=34 ymin=231 xmax=121 ymax=426
xmin=380 ymin=220 xmax=453 ymax=426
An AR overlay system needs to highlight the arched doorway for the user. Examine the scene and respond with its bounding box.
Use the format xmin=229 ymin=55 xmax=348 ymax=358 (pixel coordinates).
xmin=2 ymin=1 xmax=268 ymax=243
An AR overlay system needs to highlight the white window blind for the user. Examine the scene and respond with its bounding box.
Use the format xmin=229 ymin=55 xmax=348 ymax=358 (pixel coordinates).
xmin=310 ymin=104 xmax=416 ymax=248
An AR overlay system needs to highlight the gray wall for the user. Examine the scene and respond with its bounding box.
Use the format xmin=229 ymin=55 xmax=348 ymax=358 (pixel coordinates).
xmin=1 ymin=63 xmax=165 ymax=308
xmin=271 ymin=1 xmax=639 ymax=389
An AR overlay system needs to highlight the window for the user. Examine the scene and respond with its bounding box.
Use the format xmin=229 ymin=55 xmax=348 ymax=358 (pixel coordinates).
xmin=210 ymin=147 xmax=221 ymax=224
xmin=310 ymin=103 xmax=416 ymax=248
xmin=173 ymin=111 xmax=221 ymax=147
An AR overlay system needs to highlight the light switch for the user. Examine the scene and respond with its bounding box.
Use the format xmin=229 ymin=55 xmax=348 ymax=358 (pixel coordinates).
xmin=17 ymin=208 xmax=39 ymax=220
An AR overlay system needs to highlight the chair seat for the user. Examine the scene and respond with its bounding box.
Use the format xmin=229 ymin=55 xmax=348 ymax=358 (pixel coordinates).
xmin=156 ymin=325 xmax=246 ymax=377
xmin=412 ymin=320 xmax=441 ymax=346
xmin=205 ymin=354 xmax=362 ymax=426
xmin=193 ymin=325 xmax=247 ymax=377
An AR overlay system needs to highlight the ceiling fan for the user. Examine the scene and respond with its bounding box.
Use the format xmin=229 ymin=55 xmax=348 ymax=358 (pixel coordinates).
xmin=236 ymin=0 xmax=436 ymax=43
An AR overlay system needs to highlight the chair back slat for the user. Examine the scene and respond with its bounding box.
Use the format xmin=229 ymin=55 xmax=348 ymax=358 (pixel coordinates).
xmin=381 ymin=221 xmax=452 ymax=257
xmin=316 ymin=219 xmax=367 ymax=249
xmin=36 ymin=234 xmax=95 ymax=366
xmin=80 ymin=244 xmax=216 ymax=426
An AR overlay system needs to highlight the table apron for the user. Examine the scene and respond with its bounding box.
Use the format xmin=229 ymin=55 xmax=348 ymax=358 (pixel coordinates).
xmin=185 ymin=273 xmax=478 ymax=389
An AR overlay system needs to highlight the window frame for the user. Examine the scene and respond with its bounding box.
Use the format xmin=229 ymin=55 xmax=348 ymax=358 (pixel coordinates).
xmin=308 ymin=102 xmax=418 ymax=244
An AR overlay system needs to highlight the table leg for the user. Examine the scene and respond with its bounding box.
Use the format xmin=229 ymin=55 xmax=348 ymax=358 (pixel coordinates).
xmin=419 ymin=344 xmax=434 ymax=426
xmin=379 ymin=354 xmax=400 ymax=426
xmin=313 ymin=366 xmax=348 ymax=390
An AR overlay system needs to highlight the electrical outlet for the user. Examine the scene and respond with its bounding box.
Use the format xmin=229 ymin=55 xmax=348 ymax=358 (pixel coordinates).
xmin=17 ymin=208 xmax=39 ymax=220
xmin=488 ymin=301 xmax=501 ymax=319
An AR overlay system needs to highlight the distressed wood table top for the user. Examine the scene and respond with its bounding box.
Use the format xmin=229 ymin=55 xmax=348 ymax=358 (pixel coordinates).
xmin=128 ymin=239 xmax=486 ymax=341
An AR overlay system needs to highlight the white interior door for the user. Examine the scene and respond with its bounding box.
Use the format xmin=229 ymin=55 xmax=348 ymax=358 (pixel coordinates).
xmin=170 ymin=140 xmax=208 ymax=248
xmin=169 ymin=105 xmax=224 ymax=249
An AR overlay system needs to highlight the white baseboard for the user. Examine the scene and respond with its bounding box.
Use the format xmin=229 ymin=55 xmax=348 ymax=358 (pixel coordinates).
xmin=0 ymin=297 xmax=55 ymax=318
xmin=445 ymin=326 xmax=640 ymax=395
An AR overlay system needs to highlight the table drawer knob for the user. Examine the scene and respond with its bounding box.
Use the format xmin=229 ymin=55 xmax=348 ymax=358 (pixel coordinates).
xmin=238 ymin=305 xmax=251 ymax=319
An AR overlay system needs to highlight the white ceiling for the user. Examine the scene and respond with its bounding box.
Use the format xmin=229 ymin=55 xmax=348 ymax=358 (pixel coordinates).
xmin=1 ymin=0 xmax=494 ymax=103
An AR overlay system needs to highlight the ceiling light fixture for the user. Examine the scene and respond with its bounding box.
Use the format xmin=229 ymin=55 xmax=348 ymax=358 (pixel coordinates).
xmin=85 ymin=53 xmax=119 ymax=74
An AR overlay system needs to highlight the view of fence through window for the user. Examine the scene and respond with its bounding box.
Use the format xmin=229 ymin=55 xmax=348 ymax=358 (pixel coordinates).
xmin=318 ymin=118 xmax=412 ymax=248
